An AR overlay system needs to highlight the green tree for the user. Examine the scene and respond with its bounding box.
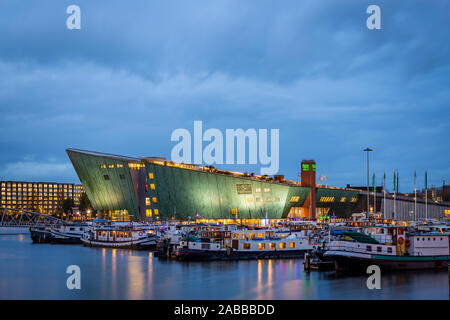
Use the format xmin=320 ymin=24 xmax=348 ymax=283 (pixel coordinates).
xmin=62 ymin=198 xmax=74 ymax=214
xmin=79 ymin=193 xmax=94 ymax=217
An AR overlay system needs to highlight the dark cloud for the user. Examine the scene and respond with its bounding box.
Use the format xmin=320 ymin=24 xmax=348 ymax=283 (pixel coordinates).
xmin=0 ymin=0 xmax=449 ymax=190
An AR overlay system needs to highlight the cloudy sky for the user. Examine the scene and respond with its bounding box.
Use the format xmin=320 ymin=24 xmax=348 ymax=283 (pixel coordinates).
xmin=0 ymin=0 xmax=448 ymax=191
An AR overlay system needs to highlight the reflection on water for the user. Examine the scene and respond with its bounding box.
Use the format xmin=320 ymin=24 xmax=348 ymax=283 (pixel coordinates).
xmin=0 ymin=235 xmax=447 ymax=300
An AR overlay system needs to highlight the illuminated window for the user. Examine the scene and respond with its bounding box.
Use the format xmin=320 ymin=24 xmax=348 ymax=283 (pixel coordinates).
xmin=145 ymin=198 xmax=150 ymax=206
xmin=152 ymin=197 xmax=157 ymax=203
xmin=146 ymin=209 xmax=152 ymax=217
xmin=265 ymin=197 xmax=272 ymax=202
xmin=274 ymin=197 xmax=280 ymax=202
xmin=302 ymin=163 xmax=310 ymax=171
xmin=243 ymin=243 xmax=251 ymax=250
xmin=255 ymin=197 xmax=262 ymax=202
xmin=279 ymin=243 xmax=286 ymax=249
xmin=350 ymin=197 xmax=358 ymax=203
xmin=247 ymin=198 xmax=254 ymax=202
xmin=269 ymin=243 xmax=275 ymax=249
xmin=150 ymin=184 xmax=155 ymax=190
xmin=117 ymin=164 xmax=123 ymax=168
xmin=255 ymin=188 xmax=261 ymax=193
xmin=340 ymin=197 xmax=347 ymax=202
xmin=289 ymin=242 xmax=295 ymax=248
xmin=257 ymin=233 xmax=263 ymax=238
xmin=154 ymin=209 xmax=159 ymax=216
xmin=264 ymin=188 xmax=270 ymax=193
xmin=231 ymin=208 xmax=237 ymax=215
xmin=320 ymin=197 xmax=335 ymax=202
xmin=290 ymin=196 xmax=300 ymax=203
xmin=258 ymin=243 xmax=265 ymax=249
xmin=108 ymin=164 xmax=114 ymax=168
xmin=148 ymin=173 xmax=154 ymax=179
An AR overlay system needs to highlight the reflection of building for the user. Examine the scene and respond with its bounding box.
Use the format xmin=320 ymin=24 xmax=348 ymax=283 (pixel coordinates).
xmin=0 ymin=181 xmax=84 ymax=214
xmin=67 ymin=149 xmax=362 ymax=221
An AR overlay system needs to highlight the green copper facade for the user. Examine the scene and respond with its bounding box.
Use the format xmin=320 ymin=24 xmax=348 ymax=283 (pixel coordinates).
xmin=67 ymin=149 xmax=361 ymax=220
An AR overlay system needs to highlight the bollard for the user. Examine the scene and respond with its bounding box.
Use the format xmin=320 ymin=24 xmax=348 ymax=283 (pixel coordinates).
xmin=304 ymin=252 xmax=310 ymax=272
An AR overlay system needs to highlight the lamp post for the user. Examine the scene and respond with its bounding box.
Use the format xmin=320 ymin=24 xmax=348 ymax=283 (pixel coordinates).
xmin=363 ymin=148 xmax=373 ymax=216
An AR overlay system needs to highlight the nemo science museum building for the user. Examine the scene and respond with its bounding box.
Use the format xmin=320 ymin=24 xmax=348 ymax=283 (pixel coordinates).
xmin=66 ymin=149 xmax=361 ymax=222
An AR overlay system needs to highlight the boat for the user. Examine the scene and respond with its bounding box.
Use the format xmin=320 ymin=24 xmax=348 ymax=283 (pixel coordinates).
xmin=50 ymin=223 xmax=90 ymax=244
xmin=176 ymin=228 xmax=314 ymax=261
xmin=323 ymin=225 xmax=450 ymax=271
xmin=29 ymin=226 xmax=53 ymax=243
xmin=80 ymin=220 xmax=158 ymax=249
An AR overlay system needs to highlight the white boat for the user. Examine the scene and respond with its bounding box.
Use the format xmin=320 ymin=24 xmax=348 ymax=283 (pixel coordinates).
xmin=50 ymin=223 xmax=90 ymax=244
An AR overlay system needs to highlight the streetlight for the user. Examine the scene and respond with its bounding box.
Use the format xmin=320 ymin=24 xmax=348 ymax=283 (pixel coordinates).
xmin=363 ymin=148 xmax=373 ymax=215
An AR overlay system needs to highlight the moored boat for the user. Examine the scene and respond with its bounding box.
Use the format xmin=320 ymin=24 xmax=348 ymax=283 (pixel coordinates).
xmin=323 ymin=225 xmax=450 ymax=271
xmin=29 ymin=226 xmax=53 ymax=243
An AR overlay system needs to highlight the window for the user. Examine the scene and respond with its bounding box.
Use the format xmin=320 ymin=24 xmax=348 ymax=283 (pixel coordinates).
xmin=289 ymin=242 xmax=295 ymax=248
xmin=154 ymin=209 xmax=159 ymax=216
xmin=119 ymin=174 xmax=125 ymax=180
xmin=148 ymin=173 xmax=154 ymax=179
xmin=290 ymin=196 xmax=300 ymax=203
xmin=258 ymin=243 xmax=265 ymax=249
xmin=100 ymin=164 xmax=106 ymax=169
xmin=320 ymin=197 xmax=335 ymax=202
xmin=145 ymin=198 xmax=151 ymax=206
xmin=257 ymin=233 xmax=263 ymax=238
xmin=146 ymin=209 xmax=152 ymax=217
xmin=103 ymin=175 xmax=110 ymax=180
xmin=247 ymin=198 xmax=254 ymax=202
xmin=340 ymin=197 xmax=347 ymax=202
xmin=377 ymin=247 xmax=382 ymax=253
xmin=255 ymin=188 xmax=261 ymax=193
xmin=265 ymin=197 xmax=272 ymax=202
xmin=264 ymin=188 xmax=270 ymax=193
xmin=269 ymin=243 xmax=275 ymax=249
xmin=350 ymin=197 xmax=358 ymax=203
xmin=255 ymin=197 xmax=262 ymax=202
xmin=108 ymin=164 xmax=114 ymax=168
xmin=279 ymin=243 xmax=286 ymax=249
xmin=243 ymin=243 xmax=251 ymax=250
xmin=117 ymin=164 xmax=123 ymax=168
xmin=387 ymin=247 xmax=392 ymax=253
xmin=152 ymin=197 xmax=157 ymax=203
xmin=274 ymin=197 xmax=280 ymax=202
xmin=150 ymin=184 xmax=155 ymax=190
xmin=366 ymin=246 xmax=372 ymax=252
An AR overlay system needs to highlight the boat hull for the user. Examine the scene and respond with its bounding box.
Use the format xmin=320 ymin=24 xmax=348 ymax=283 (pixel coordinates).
xmin=50 ymin=230 xmax=83 ymax=244
xmin=325 ymin=251 xmax=450 ymax=271
xmin=176 ymin=248 xmax=310 ymax=261
xmin=29 ymin=227 xmax=52 ymax=243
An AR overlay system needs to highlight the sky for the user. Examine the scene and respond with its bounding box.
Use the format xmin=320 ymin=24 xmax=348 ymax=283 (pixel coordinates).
xmin=0 ymin=0 xmax=449 ymax=192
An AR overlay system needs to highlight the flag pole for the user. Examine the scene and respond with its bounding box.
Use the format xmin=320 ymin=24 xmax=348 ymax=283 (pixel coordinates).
xmin=373 ymin=173 xmax=376 ymax=215
xmin=414 ymin=170 xmax=417 ymax=221
xmin=393 ymin=170 xmax=397 ymax=220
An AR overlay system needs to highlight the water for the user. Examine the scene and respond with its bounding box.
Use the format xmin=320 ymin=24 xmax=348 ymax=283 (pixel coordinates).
xmin=0 ymin=234 xmax=448 ymax=300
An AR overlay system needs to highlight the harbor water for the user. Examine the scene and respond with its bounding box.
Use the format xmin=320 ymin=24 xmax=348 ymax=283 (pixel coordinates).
xmin=0 ymin=234 xmax=448 ymax=300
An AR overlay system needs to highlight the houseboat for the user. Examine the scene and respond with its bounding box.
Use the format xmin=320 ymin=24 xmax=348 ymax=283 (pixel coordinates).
xmin=176 ymin=228 xmax=314 ymax=261
xmin=323 ymin=225 xmax=450 ymax=271
xmin=50 ymin=223 xmax=90 ymax=244
xmin=81 ymin=220 xmax=158 ymax=249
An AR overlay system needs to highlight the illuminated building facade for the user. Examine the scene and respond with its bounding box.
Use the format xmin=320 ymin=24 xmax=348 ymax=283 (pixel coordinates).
xmin=0 ymin=181 xmax=84 ymax=214
xmin=67 ymin=149 xmax=361 ymax=221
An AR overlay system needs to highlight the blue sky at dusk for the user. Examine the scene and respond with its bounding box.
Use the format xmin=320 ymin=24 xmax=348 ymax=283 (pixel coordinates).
xmin=0 ymin=0 xmax=449 ymax=192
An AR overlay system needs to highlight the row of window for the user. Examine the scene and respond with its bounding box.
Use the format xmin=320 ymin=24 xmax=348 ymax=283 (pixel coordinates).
xmin=1 ymin=183 xmax=73 ymax=188
xmin=247 ymin=197 xmax=280 ymax=203
xmin=145 ymin=197 xmax=158 ymax=205
xmin=289 ymin=196 xmax=358 ymax=203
